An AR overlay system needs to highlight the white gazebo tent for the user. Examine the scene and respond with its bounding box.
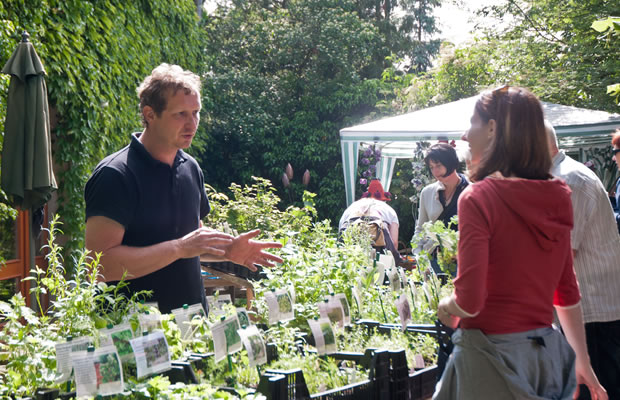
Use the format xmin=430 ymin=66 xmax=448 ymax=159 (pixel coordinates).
xmin=340 ymin=95 xmax=620 ymax=205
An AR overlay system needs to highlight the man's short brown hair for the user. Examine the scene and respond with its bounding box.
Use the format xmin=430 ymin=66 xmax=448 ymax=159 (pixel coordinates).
xmin=137 ymin=63 xmax=201 ymax=127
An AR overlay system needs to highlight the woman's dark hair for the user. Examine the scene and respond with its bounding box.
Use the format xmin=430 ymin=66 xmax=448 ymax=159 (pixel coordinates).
xmin=424 ymin=143 xmax=459 ymax=177
xmin=471 ymin=86 xmax=552 ymax=182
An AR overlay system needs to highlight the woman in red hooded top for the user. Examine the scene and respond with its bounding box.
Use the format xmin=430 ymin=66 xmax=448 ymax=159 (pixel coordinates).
xmin=433 ymin=87 xmax=607 ymax=400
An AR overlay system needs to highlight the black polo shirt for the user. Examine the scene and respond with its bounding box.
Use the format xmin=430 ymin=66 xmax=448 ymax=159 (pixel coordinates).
xmin=85 ymin=133 xmax=210 ymax=313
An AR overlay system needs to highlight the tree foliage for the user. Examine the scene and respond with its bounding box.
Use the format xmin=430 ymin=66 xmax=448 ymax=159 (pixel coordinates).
xmin=200 ymin=0 xmax=395 ymax=224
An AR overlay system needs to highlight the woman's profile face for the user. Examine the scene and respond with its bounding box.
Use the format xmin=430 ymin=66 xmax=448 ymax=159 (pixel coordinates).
xmin=613 ymin=146 xmax=620 ymax=171
xmin=462 ymin=110 xmax=493 ymax=165
xmin=428 ymin=159 xmax=448 ymax=180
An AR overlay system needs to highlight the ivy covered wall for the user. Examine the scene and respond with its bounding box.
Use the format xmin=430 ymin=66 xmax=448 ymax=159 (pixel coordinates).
xmin=0 ymin=0 xmax=206 ymax=257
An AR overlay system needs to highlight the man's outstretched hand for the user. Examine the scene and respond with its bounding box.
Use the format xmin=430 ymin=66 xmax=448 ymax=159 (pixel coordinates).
xmin=224 ymin=229 xmax=283 ymax=271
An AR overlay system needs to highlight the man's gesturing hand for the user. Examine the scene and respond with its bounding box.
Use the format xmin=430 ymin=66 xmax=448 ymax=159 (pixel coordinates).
xmin=225 ymin=229 xmax=283 ymax=271
xmin=178 ymin=227 xmax=234 ymax=258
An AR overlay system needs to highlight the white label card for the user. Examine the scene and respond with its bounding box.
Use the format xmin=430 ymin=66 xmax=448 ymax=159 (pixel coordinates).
xmin=206 ymin=294 xmax=233 ymax=316
xmin=211 ymin=315 xmax=243 ymax=362
xmin=72 ymin=346 xmax=123 ymax=397
xmin=171 ymin=303 xmax=206 ymax=339
xmin=237 ymin=325 xmax=267 ymax=367
xmin=387 ymin=266 xmax=400 ymax=292
xmin=137 ymin=312 xmax=162 ymax=336
xmin=99 ymin=323 xmax=134 ymax=362
xmin=308 ymin=318 xmax=337 ymax=355
xmin=130 ymin=331 xmax=171 ymax=379
xmin=395 ymin=295 xmax=412 ymax=331
xmin=55 ymin=336 xmax=93 ymax=383
xmin=265 ymin=289 xmax=294 ymax=325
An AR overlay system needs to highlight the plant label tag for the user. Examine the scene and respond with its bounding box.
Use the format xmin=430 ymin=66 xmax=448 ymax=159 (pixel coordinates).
xmin=308 ymin=318 xmax=337 ymax=355
xmin=171 ymin=303 xmax=206 ymax=340
xmin=288 ymin=285 xmax=296 ymax=304
xmin=387 ymin=265 xmax=400 ymax=292
xmin=237 ymin=325 xmax=267 ymax=367
xmin=130 ymin=331 xmax=171 ymax=379
xmin=206 ymin=293 xmax=233 ymax=316
xmin=374 ymin=261 xmax=385 ymax=285
xmin=398 ymin=267 xmax=407 ymax=290
xmin=379 ymin=253 xmax=395 ymax=270
xmin=334 ymin=293 xmax=351 ymax=326
xmin=414 ymin=354 xmax=425 ymax=369
xmin=212 ymin=315 xmax=243 ymax=362
xmin=352 ymin=283 xmax=362 ymax=314
xmin=55 ymin=336 xmax=93 ymax=382
xmin=137 ymin=312 xmax=162 ymax=336
xmin=100 ymin=323 xmax=135 ymax=362
xmin=265 ymin=289 xmax=294 ymax=325
xmin=319 ymin=297 xmax=345 ymax=329
xmin=395 ymin=295 xmax=412 ymax=331
xmin=237 ymin=307 xmax=251 ymax=328
xmin=72 ymin=345 xmax=123 ymax=397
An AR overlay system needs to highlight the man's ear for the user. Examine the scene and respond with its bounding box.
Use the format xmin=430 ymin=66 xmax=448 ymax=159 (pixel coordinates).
xmin=143 ymin=106 xmax=156 ymax=124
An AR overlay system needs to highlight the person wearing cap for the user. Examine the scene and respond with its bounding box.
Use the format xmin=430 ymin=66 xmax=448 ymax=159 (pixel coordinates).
xmin=338 ymin=179 xmax=400 ymax=255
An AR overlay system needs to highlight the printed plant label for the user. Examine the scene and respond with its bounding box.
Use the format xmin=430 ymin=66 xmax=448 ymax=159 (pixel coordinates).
xmin=334 ymin=293 xmax=351 ymax=326
xmin=137 ymin=312 xmax=162 ymax=336
xmin=237 ymin=325 xmax=267 ymax=367
xmin=72 ymin=346 xmax=123 ymax=397
xmin=130 ymin=331 xmax=171 ymax=378
xmin=100 ymin=323 xmax=134 ymax=362
xmin=55 ymin=336 xmax=93 ymax=383
xmin=308 ymin=318 xmax=336 ymax=355
xmin=212 ymin=315 xmax=243 ymax=362
xmin=206 ymin=294 xmax=232 ymax=316
xmin=171 ymin=303 xmax=206 ymax=339
xmin=265 ymin=289 xmax=294 ymax=325
xmin=395 ymin=295 xmax=412 ymax=331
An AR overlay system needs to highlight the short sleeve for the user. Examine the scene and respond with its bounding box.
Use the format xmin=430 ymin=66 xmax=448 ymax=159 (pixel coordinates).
xmin=553 ymin=239 xmax=581 ymax=307
xmin=85 ymin=166 xmax=137 ymax=228
xmin=453 ymin=187 xmax=491 ymax=315
xmin=198 ymin=168 xmax=210 ymax=219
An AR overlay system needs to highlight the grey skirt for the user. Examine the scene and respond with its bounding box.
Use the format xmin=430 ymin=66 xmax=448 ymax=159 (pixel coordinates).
xmin=433 ymin=327 xmax=577 ymax=400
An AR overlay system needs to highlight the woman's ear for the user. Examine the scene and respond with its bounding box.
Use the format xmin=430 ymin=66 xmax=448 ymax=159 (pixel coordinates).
xmin=487 ymin=119 xmax=496 ymax=141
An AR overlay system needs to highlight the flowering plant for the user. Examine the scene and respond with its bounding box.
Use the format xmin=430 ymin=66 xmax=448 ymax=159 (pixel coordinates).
xmin=358 ymin=145 xmax=382 ymax=189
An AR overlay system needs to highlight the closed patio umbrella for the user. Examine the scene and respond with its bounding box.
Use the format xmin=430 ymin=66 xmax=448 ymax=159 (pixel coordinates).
xmin=1 ymin=31 xmax=56 ymax=210
xmin=1 ymin=31 xmax=56 ymax=305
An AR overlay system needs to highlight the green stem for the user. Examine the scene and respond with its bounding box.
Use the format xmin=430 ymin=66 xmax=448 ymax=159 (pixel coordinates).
xmin=376 ymin=286 xmax=387 ymax=323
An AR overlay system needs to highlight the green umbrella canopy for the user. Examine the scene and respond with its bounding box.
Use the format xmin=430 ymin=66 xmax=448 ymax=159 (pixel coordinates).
xmin=1 ymin=31 xmax=57 ymax=210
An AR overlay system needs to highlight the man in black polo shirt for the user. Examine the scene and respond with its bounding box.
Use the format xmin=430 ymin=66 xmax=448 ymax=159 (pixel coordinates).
xmin=84 ymin=64 xmax=282 ymax=313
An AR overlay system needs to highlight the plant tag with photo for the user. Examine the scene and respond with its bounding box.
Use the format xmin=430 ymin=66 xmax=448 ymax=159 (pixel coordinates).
xmin=130 ymin=331 xmax=171 ymax=378
xmin=237 ymin=325 xmax=267 ymax=367
xmin=206 ymin=293 xmax=233 ymax=316
xmin=395 ymin=295 xmax=412 ymax=331
xmin=387 ymin=265 xmax=400 ymax=292
xmin=237 ymin=307 xmax=251 ymax=328
xmin=318 ymin=299 xmax=344 ymax=329
xmin=72 ymin=346 xmax=123 ymax=398
xmin=374 ymin=261 xmax=386 ymax=285
xmin=288 ymin=285 xmax=296 ymax=304
xmin=397 ymin=267 xmax=407 ymax=290
xmin=100 ymin=323 xmax=135 ymax=362
xmin=352 ymin=283 xmax=362 ymax=314
xmin=379 ymin=253 xmax=395 ymax=270
xmin=137 ymin=312 xmax=162 ymax=335
xmin=334 ymin=293 xmax=351 ymax=326
xmin=171 ymin=303 xmax=206 ymax=340
xmin=414 ymin=354 xmax=425 ymax=369
xmin=265 ymin=289 xmax=294 ymax=325
xmin=212 ymin=315 xmax=243 ymax=362
xmin=308 ymin=318 xmax=337 ymax=355
xmin=55 ymin=336 xmax=93 ymax=383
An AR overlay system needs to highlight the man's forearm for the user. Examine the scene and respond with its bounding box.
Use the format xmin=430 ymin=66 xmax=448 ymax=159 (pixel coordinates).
xmin=95 ymin=240 xmax=182 ymax=282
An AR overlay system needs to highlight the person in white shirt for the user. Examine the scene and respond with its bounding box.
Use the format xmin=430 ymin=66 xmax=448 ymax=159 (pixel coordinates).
xmin=547 ymin=121 xmax=620 ymax=400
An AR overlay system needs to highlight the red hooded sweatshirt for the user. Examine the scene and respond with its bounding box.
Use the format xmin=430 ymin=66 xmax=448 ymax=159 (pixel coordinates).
xmin=453 ymin=176 xmax=581 ymax=334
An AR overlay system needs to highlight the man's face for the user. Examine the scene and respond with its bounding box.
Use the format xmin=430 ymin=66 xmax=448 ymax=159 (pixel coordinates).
xmin=461 ymin=111 xmax=493 ymax=165
xmin=147 ymin=89 xmax=201 ymax=151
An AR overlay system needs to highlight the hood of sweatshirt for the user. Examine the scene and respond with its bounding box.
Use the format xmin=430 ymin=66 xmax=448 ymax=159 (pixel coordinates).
xmin=481 ymin=177 xmax=573 ymax=250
